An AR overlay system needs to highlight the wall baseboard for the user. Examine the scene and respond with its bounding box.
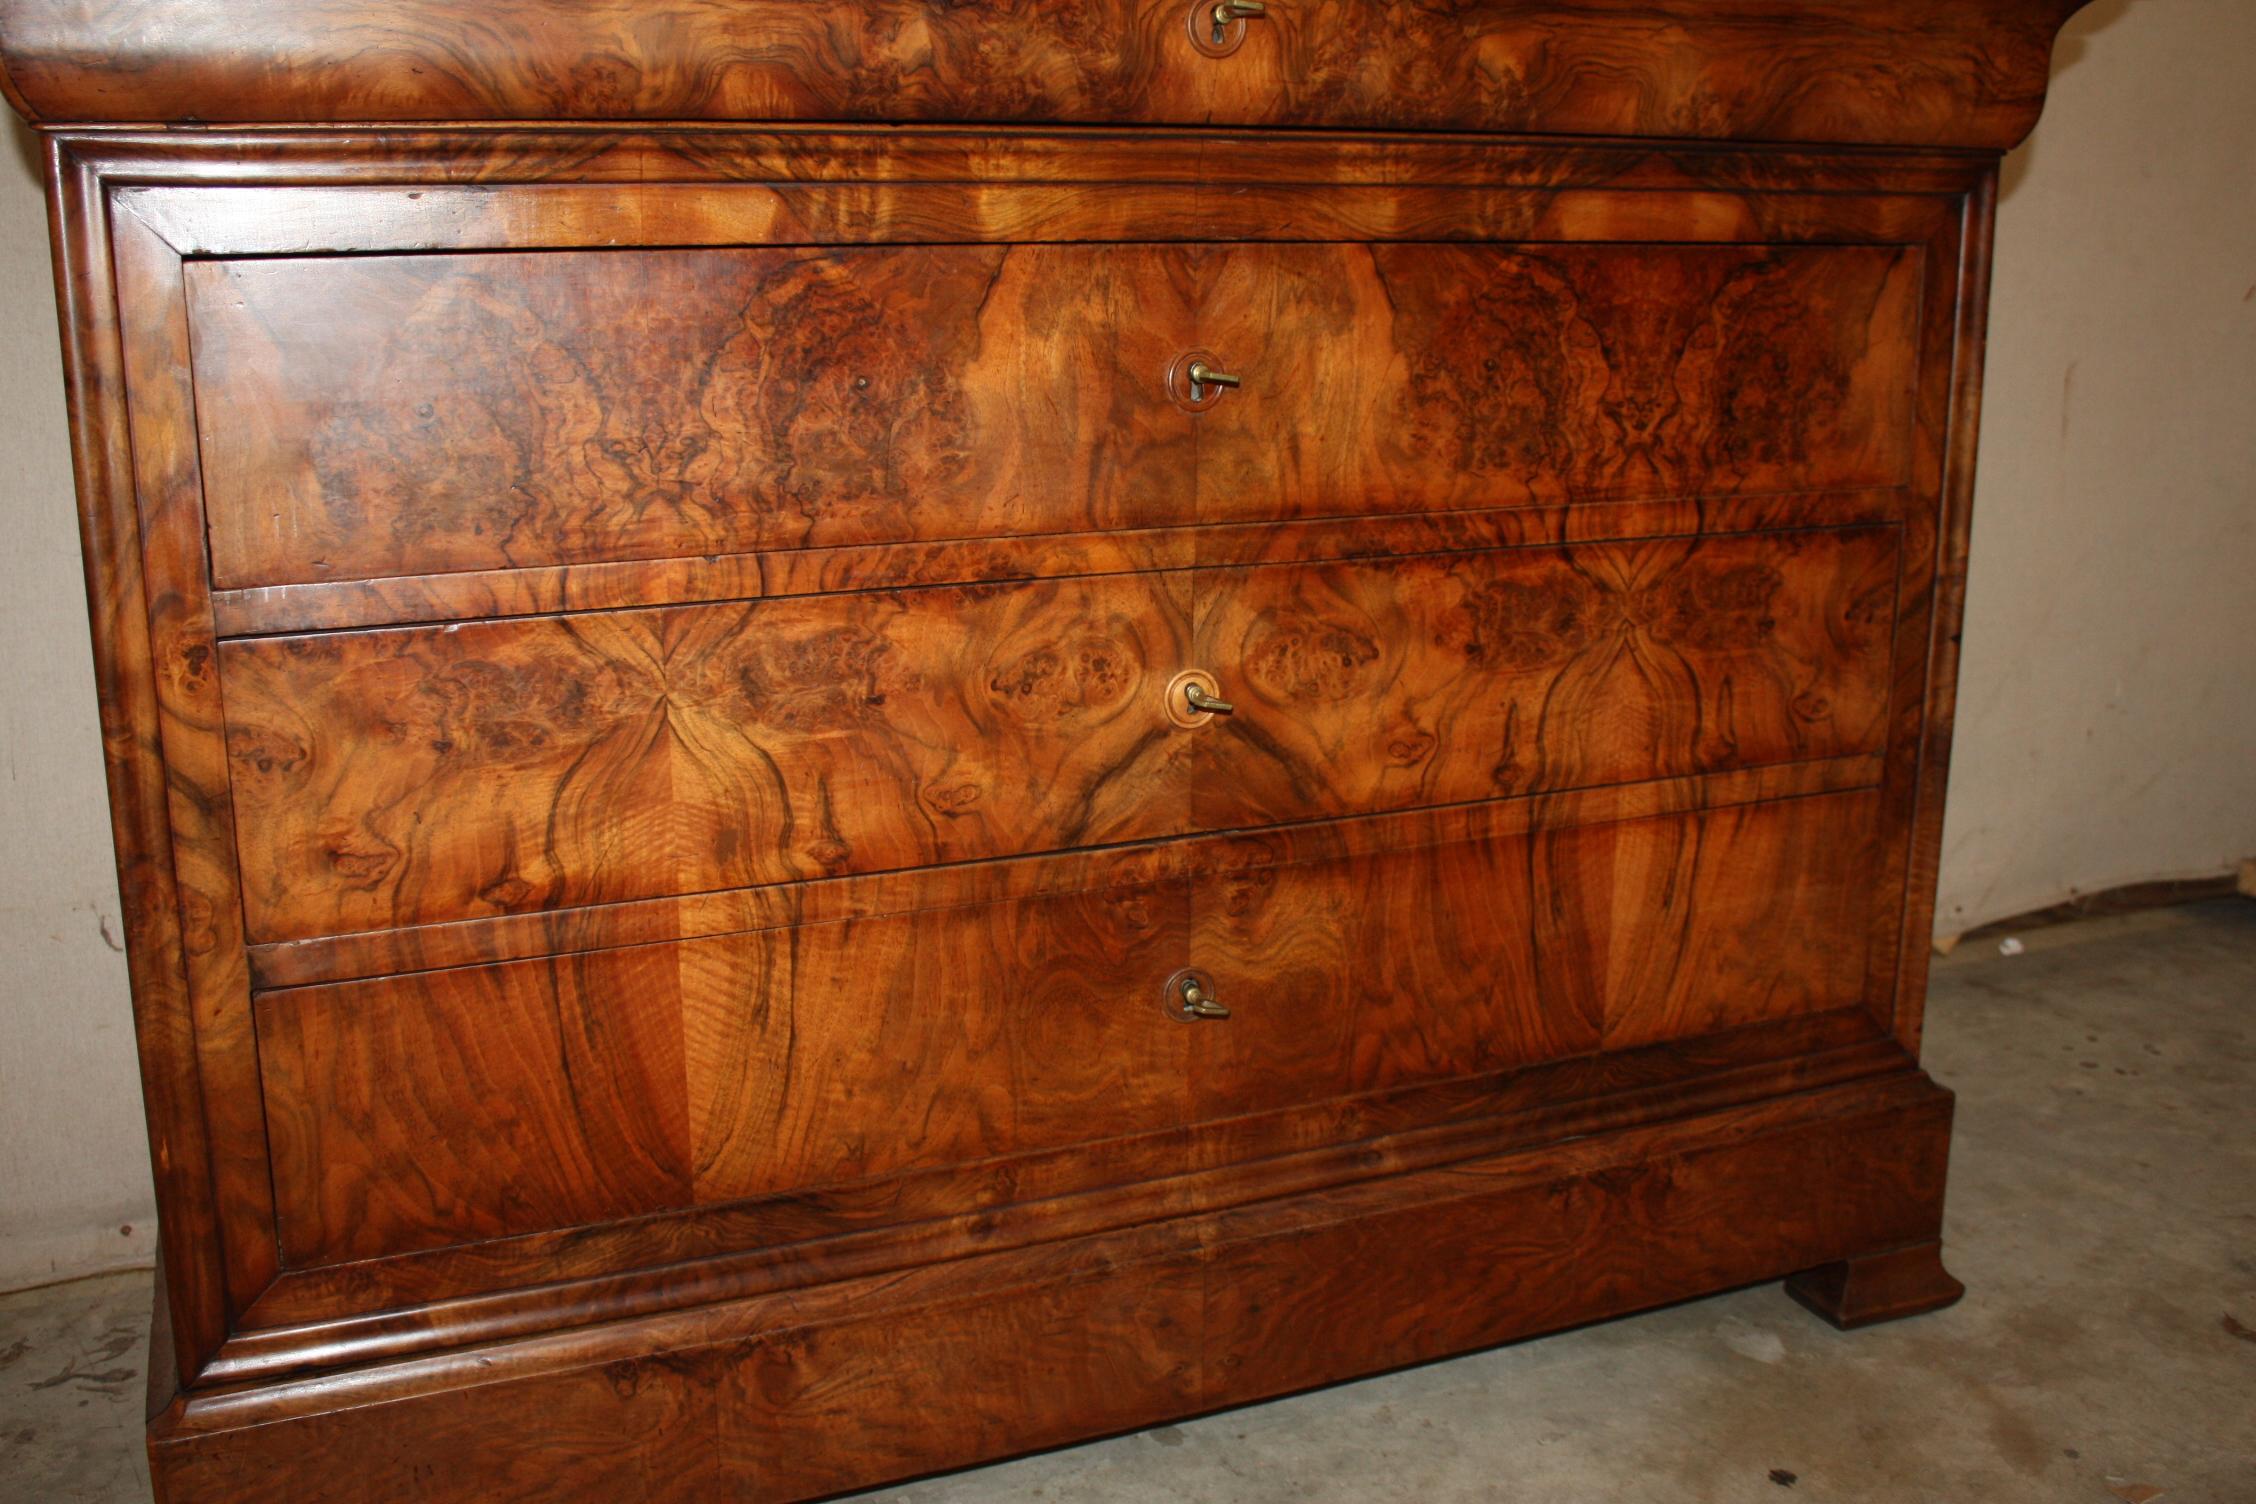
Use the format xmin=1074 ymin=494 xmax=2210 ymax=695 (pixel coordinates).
xmin=0 ymin=1213 xmax=160 ymax=1297
xmin=1935 ymin=865 xmax=2251 ymax=955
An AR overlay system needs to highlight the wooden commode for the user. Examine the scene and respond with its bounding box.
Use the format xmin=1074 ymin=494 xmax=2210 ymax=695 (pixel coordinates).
xmin=0 ymin=1 xmax=2095 ymax=1497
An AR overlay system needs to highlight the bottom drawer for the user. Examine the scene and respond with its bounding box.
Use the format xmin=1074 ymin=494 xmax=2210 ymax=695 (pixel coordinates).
xmin=254 ymin=882 xmax=1197 ymax=1268
xmin=254 ymin=789 xmax=1884 ymax=1272
xmin=1194 ymin=788 xmax=1882 ymax=1121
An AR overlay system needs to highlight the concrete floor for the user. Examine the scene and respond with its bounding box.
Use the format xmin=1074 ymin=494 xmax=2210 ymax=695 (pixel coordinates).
xmin=5 ymin=899 xmax=2252 ymax=1503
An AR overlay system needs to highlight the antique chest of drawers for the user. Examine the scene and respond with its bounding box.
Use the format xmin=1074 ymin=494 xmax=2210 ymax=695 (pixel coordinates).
xmin=0 ymin=1 xmax=2092 ymax=1498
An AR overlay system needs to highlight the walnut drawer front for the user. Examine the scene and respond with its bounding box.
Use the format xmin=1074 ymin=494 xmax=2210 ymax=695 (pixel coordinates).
xmin=1193 ymin=242 xmax=1920 ymax=524
xmin=219 ymin=528 xmax=1895 ymax=944
xmin=1191 ymin=788 xmax=1885 ymax=1127
xmin=186 ymin=246 xmax=1198 ymax=590
xmin=1193 ymin=527 xmax=1898 ymax=831
xmin=252 ymin=787 xmax=1881 ymax=1271
xmin=186 ymin=241 xmax=1918 ymax=593
xmin=222 ymin=571 xmax=1200 ymax=944
xmin=253 ymin=883 xmax=1195 ymax=1267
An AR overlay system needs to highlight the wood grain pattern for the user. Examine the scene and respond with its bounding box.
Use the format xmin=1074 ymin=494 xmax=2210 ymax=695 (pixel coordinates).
xmin=1534 ymin=790 xmax=1884 ymax=1051
xmin=127 ymin=177 xmax=1961 ymax=261
xmin=222 ymin=1007 xmax=1901 ymax=1374
xmin=1195 ymin=790 xmax=1881 ymax=1120
xmin=257 ymin=881 xmax=1187 ymax=1266
xmin=1203 ymin=0 xmax=2088 ymax=149
xmin=1198 ymin=1079 xmax=1954 ymax=1405
xmin=1196 ymin=529 xmax=1899 ymax=830
xmin=0 ymin=0 xmax=2089 ymax=1486
xmin=727 ymin=1250 xmax=1204 ymax=1502
xmin=145 ymin=1075 xmax=1956 ymax=1504
xmin=1882 ymin=170 xmax=2000 ymax=1054
xmin=243 ymin=754 xmax=1880 ymax=993
xmin=188 ymin=247 xmax=1192 ymax=589
xmin=109 ymin=206 xmax=279 ymax=1321
xmin=53 ymin=126 xmax=2001 ymax=196
xmin=1197 ymin=243 xmax=1921 ymax=522
xmin=249 ymin=786 xmax=1874 ymax=1270
xmin=681 ymin=883 xmax=1192 ymax=1208
xmin=221 ymin=572 xmax=1195 ymax=942
xmin=256 ymin=947 xmax=694 ymax=1266
xmin=206 ymin=487 xmax=1907 ymax=640
xmin=189 ymin=240 xmax=1912 ymax=591
xmin=1191 ymin=838 xmax=1599 ymax=1118
xmin=0 ymin=0 xmax=2091 ymax=150
xmin=39 ymin=136 xmax=236 ymax=1385
xmin=219 ymin=530 xmax=1888 ymax=944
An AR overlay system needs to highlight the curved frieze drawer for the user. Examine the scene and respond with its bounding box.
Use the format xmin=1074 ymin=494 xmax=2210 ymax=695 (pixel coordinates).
xmin=0 ymin=0 xmax=2080 ymax=149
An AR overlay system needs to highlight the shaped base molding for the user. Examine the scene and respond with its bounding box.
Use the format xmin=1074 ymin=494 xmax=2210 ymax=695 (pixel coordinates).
xmin=149 ymin=1071 xmax=1956 ymax=1504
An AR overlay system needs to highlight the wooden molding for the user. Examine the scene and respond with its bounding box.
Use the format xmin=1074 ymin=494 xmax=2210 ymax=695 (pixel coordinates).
xmin=1 ymin=0 xmax=2091 ymax=148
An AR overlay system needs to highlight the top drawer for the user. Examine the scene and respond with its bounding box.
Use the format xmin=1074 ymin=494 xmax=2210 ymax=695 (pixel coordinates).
xmin=1194 ymin=241 xmax=1919 ymax=525
xmin=185 ymin=245 xmax=1197 ymax=590
xmin=186 ymin=240 xmax=1919 ymax=591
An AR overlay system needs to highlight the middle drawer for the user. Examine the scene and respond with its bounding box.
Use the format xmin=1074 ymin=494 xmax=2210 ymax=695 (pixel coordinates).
xmin=221 ymin=528 xmax=1897 ymax=944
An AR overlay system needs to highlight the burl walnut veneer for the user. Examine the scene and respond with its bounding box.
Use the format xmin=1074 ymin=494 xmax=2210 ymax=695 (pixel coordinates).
xmin=0 ymin=1 xmax=2092 ymax=1497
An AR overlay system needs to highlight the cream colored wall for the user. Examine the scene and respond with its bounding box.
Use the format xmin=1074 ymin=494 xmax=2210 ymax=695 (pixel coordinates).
xmin=0 ymin=117 xmax=159 ymax=1291
xmin=1941 ymin=0 xmax=2256 ymax=933
xmin=0 ymin=0 xmax=2249 ymax=1287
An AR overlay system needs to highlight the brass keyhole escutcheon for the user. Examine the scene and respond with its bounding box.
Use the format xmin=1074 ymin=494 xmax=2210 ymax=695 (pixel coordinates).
xmin=1166 ymin=349 xmax=1241 ymax=412
xmin=1165 ymin=668 xmax=1233 ymax=728
xmin=1188 ymin=0 xmax=1267 ymax=57
xmin=1163 ymin=968 xmax=1231 ymax=1021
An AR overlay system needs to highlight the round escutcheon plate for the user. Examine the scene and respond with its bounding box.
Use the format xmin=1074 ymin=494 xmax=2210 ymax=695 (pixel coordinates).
xmin=1161 ymin=968 xmax=1224 ymax=1021
xmin=1164 ymin=667 xmax=1225 ymax=728
xmin=1165 ymin=348 xmax=1232 ymax=413
xmin=1186 ymin=0 xmax=1250 ymax=58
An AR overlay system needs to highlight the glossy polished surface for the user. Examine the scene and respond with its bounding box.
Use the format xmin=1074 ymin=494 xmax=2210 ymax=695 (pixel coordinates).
xmin=1 ymin=2 xmax=2095 ymax=1499
xmin=0 ymin=0 xmax=2090 ymax=147
xmin=189 ymin=247 xmax=1193 ymax=587
xmin=220 ymin=530 xmax=1890 ymax=942
xmin=188 ymin=241 xmax=1917 ymax=587
xmin=48 ymin=125 xmax=1997 ymax=1502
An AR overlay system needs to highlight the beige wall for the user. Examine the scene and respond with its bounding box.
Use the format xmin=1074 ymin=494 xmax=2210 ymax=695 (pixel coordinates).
xmin=0 ymin=0 xmax=2250 ymax=1287
xmin=1942 ymin=0 xmax=2256 ymax=933
xmin=0 ymin=117 xmax=157 ymax=1290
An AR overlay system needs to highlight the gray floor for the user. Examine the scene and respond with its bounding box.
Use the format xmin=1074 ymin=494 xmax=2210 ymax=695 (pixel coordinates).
xmin=5 ymin=900 xmax=2252 ymax=1503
